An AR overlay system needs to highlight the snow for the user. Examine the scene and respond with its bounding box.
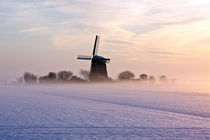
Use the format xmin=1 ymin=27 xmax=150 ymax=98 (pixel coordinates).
xmin=0 ymin=83 xmax=210 ymax=139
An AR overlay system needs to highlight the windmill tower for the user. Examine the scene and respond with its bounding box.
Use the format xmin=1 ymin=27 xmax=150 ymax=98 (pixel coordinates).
xmin=77 ymin=35 xmax=110 ymax=82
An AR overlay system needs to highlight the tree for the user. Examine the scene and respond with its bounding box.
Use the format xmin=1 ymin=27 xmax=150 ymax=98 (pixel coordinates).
xmin=148 ymin=75 xmax=156 ymax=83
xmin=71 ymin=75 xmax=85 ymax=82
xmin=39 ymin=72 xmax=57 ymax=83
xmin=159 ymin=75 xmax=168 ymax=83
xmin=79 ymin=69 xmax=90 ymax=81
xmin=48 ymin=72 xmax=57 ymax=80
xmin=118 ymin=70 xmax=135 ymax=80
xmin=57 ymin=71 xmax=73 ymax=81
xmin=139 ymin=74 xmax=148 ymax=81
xmin=23 ymin=72 xmax=37 ymax=84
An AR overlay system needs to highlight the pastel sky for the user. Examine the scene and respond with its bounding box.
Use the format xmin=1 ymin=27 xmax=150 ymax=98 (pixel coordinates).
xmin=0 ymin=0 xmax=210 ymax=81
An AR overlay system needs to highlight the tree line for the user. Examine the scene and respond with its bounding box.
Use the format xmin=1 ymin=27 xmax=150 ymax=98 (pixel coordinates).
xmin=16 ymin=70 xmax=170 ymax=84
xmin=117 ymin=70 xmax=169 ymax=83
xmin=17 ymin=70 xmax=89 ymax=84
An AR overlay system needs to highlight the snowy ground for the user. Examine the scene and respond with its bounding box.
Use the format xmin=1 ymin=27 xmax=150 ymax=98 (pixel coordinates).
xmin=1 ymin=83 xmax=210 ymax=139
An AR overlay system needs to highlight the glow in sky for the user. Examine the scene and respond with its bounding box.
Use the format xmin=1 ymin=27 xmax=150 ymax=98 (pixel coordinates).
xmin=0 ymin=0 xmax=210 ymax=80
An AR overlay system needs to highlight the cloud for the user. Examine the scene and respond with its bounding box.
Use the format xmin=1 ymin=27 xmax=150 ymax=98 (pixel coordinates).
xmin=145 ymin=50 xmax=182 ymax=56
xmin=2 ymin=0 xmax=209 ymax=36
xmin=194 ymin=38 xmax=210 ymax=45
xmin=122 ymin=18 xmax=207 ymax=35
xmin=20 ymin=27 xmax=48 ymax=33
xmin=104 ymin=40 xmax=133 ymax=46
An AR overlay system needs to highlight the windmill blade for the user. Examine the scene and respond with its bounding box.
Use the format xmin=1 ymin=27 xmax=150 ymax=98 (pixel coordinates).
xmin=106 ymin=58 xmax=111 ymax=63
xmin=104 ymin=58 xmax=110 ymax=61
xmin=103 ymin=58 xmax=111 ymax=63
xmin=77 ymin=55 xmax=92 ymax=60
xmin=92 ymin=35 xmax=100 ymax=56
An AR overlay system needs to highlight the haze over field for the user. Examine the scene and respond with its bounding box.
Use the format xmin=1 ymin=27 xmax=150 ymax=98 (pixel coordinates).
xmin=0 ymin=84 xmax=210 ymax=139
xmin=0 ymin=0 xmax=210 ymax=83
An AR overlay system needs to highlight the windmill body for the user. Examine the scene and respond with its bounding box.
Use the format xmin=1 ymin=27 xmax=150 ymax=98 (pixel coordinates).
xmin=77 ymin=35 xmax=110 ymax=82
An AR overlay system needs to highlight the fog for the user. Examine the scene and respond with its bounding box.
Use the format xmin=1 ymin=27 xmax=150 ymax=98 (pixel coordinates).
xmin=112 ymin=80 xmax=210 ymax=93
xmin=1 ymin=79 xmax=210 ymax=139
xmin=2 ymin=79 xmax=210 ymax=94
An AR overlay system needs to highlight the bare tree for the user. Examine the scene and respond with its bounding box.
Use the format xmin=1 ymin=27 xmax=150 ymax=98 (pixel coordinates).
xmin=79 ymin=69 xmax=90 ymax=81
xmin=118 ymin=70 xmax=135 ymax=80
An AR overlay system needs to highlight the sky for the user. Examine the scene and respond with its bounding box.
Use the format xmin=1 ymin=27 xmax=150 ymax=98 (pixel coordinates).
xmin=0 ymin=0 xmax=210 ymax=81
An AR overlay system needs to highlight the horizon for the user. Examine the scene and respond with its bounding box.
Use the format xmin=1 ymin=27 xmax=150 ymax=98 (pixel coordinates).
xmin=0 ymin=0 xmax=210 ymax=82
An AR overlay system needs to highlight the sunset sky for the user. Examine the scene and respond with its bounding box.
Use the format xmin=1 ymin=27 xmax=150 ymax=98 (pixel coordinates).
xmin=0 ymin=0 xmax=210 ymax=81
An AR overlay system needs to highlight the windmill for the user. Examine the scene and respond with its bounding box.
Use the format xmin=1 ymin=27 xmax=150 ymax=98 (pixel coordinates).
xmin=77 ymin=35 xmax=110 ymax=82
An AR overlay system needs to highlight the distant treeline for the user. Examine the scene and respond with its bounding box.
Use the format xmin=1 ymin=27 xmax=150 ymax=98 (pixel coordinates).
xmin=15 ymin=69 xmax=172 ymax=84
xmin=17 ymin=70 xmax=88 ymax=84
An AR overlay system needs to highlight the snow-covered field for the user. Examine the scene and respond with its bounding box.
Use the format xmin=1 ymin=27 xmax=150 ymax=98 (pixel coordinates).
xmin=1 ymin=83 xmax=210 ymax=139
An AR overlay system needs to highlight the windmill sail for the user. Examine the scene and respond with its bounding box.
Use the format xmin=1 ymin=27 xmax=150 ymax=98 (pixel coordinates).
xmin=92 ymin=35 xmax=100 ymax=56
xmin=77 ymin=55 xmax=92 ymax=60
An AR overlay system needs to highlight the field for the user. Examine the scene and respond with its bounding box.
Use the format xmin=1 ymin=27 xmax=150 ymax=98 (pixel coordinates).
xmin=1 ymin=83 xmax=210 ymax=139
